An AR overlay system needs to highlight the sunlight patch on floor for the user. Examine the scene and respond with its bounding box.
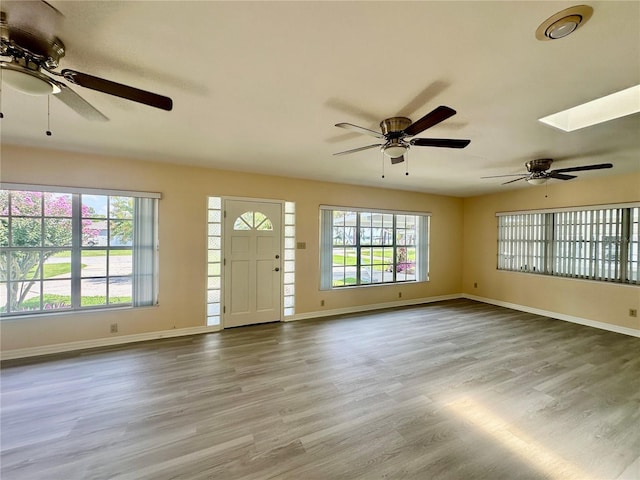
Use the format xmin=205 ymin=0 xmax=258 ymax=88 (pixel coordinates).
xmin=446 ymin=396 xmax=592 ymax=480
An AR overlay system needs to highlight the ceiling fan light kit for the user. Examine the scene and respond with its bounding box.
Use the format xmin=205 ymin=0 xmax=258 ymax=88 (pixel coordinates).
xmin=535 ymin=5 xmax=593 ymax=41
xmin=1 ymin=62 xmax=59 ymax=95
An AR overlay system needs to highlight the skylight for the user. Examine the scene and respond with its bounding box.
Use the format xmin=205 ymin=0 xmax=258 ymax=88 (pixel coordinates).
xmin=538 ymin=84 xmax=640 ymax=132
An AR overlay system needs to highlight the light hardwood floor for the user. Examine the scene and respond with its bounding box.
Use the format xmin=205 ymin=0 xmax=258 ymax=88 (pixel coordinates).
xmin=1 ymin=299 xmax=639 ymax=480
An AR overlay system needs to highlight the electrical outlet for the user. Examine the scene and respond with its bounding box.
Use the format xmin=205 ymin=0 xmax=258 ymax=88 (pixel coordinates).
xmin=321 ymin=300 xmax=325 ymax=306
xmin=398 ymin=292 xmax=402 ymax=298
xmin=110 ymin=323 xmax=118 ymax=333
xmin=630 ymin=309 xmax=638 ymax=318
xmin=474 ymin=282 xmax=478 ymax=288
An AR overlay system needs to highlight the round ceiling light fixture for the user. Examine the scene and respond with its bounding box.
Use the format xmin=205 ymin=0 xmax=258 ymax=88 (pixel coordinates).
xmin=535 ymin=5 xmax=593 ymax=41
xmin=1 ymin=62 xmax=60 ymax=95
xmin=527 ymin=177 xmax=548 ymax=185
xmin=382 ymin=140 xmax=408 ymax=158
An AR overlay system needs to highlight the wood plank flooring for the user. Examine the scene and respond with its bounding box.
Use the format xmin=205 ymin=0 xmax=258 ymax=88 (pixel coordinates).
xmin=1 ymin=299 xmax=639 ymax=480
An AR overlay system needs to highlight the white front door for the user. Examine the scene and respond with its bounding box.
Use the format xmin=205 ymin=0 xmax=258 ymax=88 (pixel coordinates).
xmin=223 ymin=199 xmax=282 ymax=328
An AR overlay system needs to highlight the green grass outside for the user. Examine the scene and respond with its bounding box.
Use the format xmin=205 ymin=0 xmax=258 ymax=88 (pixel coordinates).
xmin=17 ymin=293 xmax=132 ymax=310
xmin=27 ymin=263 xmax=87 ymax=279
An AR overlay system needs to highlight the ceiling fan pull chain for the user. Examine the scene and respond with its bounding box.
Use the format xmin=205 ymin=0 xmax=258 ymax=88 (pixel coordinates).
xmin=405 ymin=151 xmax=409 ymax=176
xmin=381 ymin=150 xmax=385 ymax=179
xmin=46 ymin=95 xmax=52 ymax=136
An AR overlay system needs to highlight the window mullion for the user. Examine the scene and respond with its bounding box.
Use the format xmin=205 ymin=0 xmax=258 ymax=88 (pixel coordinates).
xmin=71 ymin=194 xmax=82 ymax=308
xmin=356 ymin=213 xmax=361 ymax=285
xmin=620 ymin=208 xmax=630 ymax=282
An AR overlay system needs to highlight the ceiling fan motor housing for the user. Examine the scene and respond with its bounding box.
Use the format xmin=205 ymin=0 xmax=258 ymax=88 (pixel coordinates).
xmin=526 ymin=158 xmax=553 ymax=172
xmin=380 ymin=117 xmax=412 ymax=136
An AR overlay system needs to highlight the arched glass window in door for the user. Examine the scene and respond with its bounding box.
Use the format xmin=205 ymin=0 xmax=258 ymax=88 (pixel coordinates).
xmin=233 ymin=211 xmax=273 ymax=231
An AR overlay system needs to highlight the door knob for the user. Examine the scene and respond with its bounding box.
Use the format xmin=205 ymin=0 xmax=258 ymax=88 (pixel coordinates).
xmin=274 ymin=267 xmax=280 ymax=272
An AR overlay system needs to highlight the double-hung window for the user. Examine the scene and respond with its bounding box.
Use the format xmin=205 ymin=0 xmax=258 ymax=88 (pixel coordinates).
xmin=320 ymin=206 xmax=429 ymax=289
xmin=497 ymin=204 xmax=639 ymax=284
xmin=0 ymin=184 xmax=160 ymax=316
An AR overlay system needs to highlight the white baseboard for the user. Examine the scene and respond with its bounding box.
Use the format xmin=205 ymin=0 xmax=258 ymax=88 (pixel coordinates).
xmin=463 ymin=294 xmax=640 ymax=338
xmin=1 ymin=325 xmax=220 ymax=361
xmin=283 ymin=294 xmax=463 ymax=322
xmin=4 ymin=294 xmax=637 ymax=361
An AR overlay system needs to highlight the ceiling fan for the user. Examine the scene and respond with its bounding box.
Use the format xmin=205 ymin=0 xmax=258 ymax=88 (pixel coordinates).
xmin=333 ymin=105 xmax=470 ymax=164
xmin=482 ymin=158 xmax=613 ymax=185
xmin=0 ymin=1 xmax=172 ymax=121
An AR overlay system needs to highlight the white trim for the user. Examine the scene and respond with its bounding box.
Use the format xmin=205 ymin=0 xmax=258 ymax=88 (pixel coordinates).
xmin=463 ymin=294 xmax=640 ymax=338
xmin=0 ymin=182 xmax=162 ymax=199
xmin=320 ymin=204 xmax=432 ymax=216
xmin=5 ymin=295 xmax=637 ymax=360
xmin=283 ymin=294 xmax=461 ymax=322
xmin=0 ymin=325 xmax=220 ymax=361
xmin=496 ymin=202 xmax=639 ymax=216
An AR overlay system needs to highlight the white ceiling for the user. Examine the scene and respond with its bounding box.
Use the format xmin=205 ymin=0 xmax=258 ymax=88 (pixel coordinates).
xmin=1 ymin=1 xmax=639 ymax=197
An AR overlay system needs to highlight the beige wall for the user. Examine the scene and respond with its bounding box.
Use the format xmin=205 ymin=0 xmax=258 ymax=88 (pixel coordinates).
xmin=0 ymin=145 xmax=464 ymax=351
xmin=462 ymin=172 xmax=640 ymax=331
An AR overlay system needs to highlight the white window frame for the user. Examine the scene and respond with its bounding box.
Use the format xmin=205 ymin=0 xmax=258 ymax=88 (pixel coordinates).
xmin=320 ymin=205 xmax=430 ymax=290
xmin=497 ymin=203 xmax=639 ymax=285
xmin=0 ymin=183 xmax=160 ymax=317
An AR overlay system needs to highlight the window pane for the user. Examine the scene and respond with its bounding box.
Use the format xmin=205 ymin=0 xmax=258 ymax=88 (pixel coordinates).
xmin=109 ymin=277 xmax=132 ymax=304
xmin=110 ymin=250 xmax=132 ymax=276
xmin=44 ymin=251 xmax=72 ymax=279
xmin=207 ymin=276 xmax=220 ymax=290
xmin=0 ymin=190 xmax=8 ymax=214
xmin=84 ymin=219 xmax=107 ymax=247
xmin=11 ymin=191 xmax=42 ymax=217
xmin=12 ymin=280 xmax=40 ymax=312
xmin=82 ymin=195 xmax=108 ymax=218
xmin=333 ymin=247 xmax=345 ymax=266
xmin=110 ymin=220 xmax=133 ymax=246
xmin=360 ymin=266 xmax=372 ymax=284
xmin=42 ymin=280 xmax=72 ymax=310
xmin=0 ymin=282 xmax=7 ymax=312
xmin=332 ymin=267 xmax=345 ymax=286
xmin=11 ymin=218 xmax=42 ymax=247
xmin=110 ymin=196 xmax=134 ymax=219
xmin=0 ymin=218 xmax=8 ymax=247
xmin=11 ymin=251 xmax=42 ymax=281
xmin=81 ymin=278 xmax=107 ymax=306
xmin=44 ymin=218 xmax=72 ymax=247
xmin=44 ymin=193 xmax=72 ymax=217
xmin=83 ymin=250 xmax=107 ymax=277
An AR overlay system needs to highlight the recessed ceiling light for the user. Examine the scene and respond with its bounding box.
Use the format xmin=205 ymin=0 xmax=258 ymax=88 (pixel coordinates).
xmin=535 ymin=5 xmax=593 ymax=41
xmin=539 ymin=84 xmax=640 ymax=132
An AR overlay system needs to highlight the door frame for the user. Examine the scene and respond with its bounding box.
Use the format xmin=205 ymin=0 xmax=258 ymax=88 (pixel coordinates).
xmin=221 ymin=196 xmax=285 ymax=328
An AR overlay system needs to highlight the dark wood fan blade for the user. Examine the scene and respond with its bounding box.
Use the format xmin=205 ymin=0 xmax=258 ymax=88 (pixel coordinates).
xmin=550 ymin=163 xmax=613 ymax=174
xmin=53 ymin=81 xmax=109 ymax=121
xmin=549 ymin=172 xmax=577 ymax=180
xmin=502 ymin=177 xmax=527 ymax=185
xmin=410 ymin=138 xmax=470 ymax=149
xmin=333 ymin=144 xmax=382 ymax=156
xmin=390 ymin=156 xmax=405 ymax=164
xmin=334 ymin=123 xmax=385 ymax=139
xmin=61 ymin=69 xmax=173 ymax=111
xmin=403 ymin=105 xmax=456 ymax=136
